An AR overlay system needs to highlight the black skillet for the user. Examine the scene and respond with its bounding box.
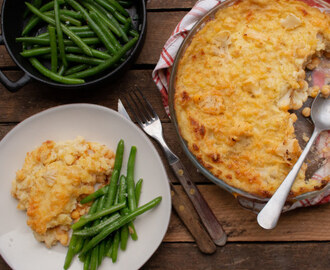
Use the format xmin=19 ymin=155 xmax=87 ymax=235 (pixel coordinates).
xmin=0 ymin=0 xmax=146 ymax=92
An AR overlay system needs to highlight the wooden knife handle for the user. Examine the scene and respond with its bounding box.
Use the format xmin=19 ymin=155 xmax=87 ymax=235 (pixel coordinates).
xmin=170 ymin=183 xmax=216 ymax=254
xmin=171 ymin=160 xmax=227 ymax=246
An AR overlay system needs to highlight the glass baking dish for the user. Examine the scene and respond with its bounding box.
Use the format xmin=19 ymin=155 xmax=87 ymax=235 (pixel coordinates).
xmin=168 ymin=0 xmax=330 ymax=212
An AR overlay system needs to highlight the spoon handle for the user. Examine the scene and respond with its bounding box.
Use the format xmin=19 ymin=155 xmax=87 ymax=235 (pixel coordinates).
xmin=257 ymin=128 xmax=320 ymax=229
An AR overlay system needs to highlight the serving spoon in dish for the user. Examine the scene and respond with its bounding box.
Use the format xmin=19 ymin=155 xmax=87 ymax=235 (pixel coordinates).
xmin=257 ymin=93 xmax=330 ymax=229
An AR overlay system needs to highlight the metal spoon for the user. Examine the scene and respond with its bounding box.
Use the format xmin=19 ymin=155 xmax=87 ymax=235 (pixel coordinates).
xmin=257 ymin=93 xmax=330 ymax=229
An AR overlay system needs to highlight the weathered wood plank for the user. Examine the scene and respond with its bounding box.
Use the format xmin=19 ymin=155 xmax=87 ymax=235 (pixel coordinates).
xmin=0 ymin=257 xmax=10 ymax=270
xmin=165 ymin=185 xmax=330 ymax=242
xmin=143 ymin=242 xmax=330 ymax=270
xmin=2 ymin=242 xmax=329 ymax=270
xmin=137 ymin=11 xmax=187 ymax=65
xmin=0 ymin=70 xmax=169 ymax=122
xmin=0 ymin=47 xmax=14 ymax=68
xmin=0 ymin=12 xmax=186 ymax=68
xmin=147 ymin=0 xmax=195 ymax=9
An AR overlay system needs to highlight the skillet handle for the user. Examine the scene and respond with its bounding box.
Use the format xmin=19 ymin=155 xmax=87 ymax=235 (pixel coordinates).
xmin=0 ymin=35 xmax=31 ymax=92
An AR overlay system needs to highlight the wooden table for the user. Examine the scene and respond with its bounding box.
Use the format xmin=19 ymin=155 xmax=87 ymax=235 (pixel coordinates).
xmin=1 ymin=1 xmax=330 ymax=269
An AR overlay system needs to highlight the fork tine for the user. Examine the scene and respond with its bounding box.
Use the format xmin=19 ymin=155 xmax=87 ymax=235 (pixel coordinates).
xmin=132 ymin=90 xmax=153 ymax=121
xmin=136 ymin=87 xmax=159 ymax=120
xmin=123 ymin=96 xmax=144 ymax=127
xmin=127 ymin=92 xmax=149 ymax=124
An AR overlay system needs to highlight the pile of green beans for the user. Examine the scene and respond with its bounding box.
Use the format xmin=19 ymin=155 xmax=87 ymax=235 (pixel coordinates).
xmin=17 ymin=0 xmax=140 ymax=84
xmin=64 ymin=140 xmax=162 ymax=270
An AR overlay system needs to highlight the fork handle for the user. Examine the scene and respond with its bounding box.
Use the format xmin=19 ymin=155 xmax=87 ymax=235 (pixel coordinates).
xmin=170 ymin=183 xmax=216 ymax=254
xmin=170 ymin=160 xmax=227 ymax=246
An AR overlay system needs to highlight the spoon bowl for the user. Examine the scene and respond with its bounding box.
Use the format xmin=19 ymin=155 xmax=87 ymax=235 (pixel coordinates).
xmin=311 ymin=94 xmax=330 ymax=131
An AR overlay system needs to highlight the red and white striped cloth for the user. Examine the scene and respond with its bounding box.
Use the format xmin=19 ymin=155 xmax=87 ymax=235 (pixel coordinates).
xmin=152 ymin=0 xmax=330 ymax=211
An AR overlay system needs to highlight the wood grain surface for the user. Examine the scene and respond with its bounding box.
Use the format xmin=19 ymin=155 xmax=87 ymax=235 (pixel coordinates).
xmin=0 ymin=0 xmax=330 ymax=269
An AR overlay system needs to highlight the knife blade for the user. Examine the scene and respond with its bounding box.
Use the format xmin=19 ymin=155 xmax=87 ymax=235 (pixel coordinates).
xmin=117 ymin=99 xmax=216 ymax=254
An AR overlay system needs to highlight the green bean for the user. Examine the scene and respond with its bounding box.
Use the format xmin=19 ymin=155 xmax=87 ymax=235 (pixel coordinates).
xmin=105 ymin=140 xmax=124 ymax=207
xmin=63 ymin=234 xmax=78 ymax=270
xmin=94 ymin=0 xmax=127 ymax=24
xmin=128 ymin=178 xmax=143 ymax=241
xmin=36 ymin=32 xmax=49 ymax=38
xmin=42 ymin=54 xmax=103 ymax=66
xmin=117 ymin=175 xmax=129 ymax=250
xmin=45 ymin=10 xmax=82 ymax=26
xmin=128 ymin=221 xmax=137 ymax=240
xmin=69 ymin=25 xmax=91 ymax=32
xmin=135 ymin=178 xmax=143 ymax=205
xmin=58 ymin=64 xmax=66 ymax=75
xmin=16 ymin=37 xmax=51 ymax=45
xmin=63 ymin=196 xmax=100 ymax=270
xmin=68 ymin=36 xmax=138 ymax=78
xmin=22 ymin=0 xmax=65 ymax=36
xmin=77 ymin=197 xmax=103 ymax=263
xmin=65 ymin=46 xmax=111 ymax=60
xmin=85 ymin=0 xmax=129 ymax=42
xmin=60 ymin=14 xmax=82 ymax=26
xmin=90 ymin=247 xmax=99 ymax=270
xmin=89 ymin=11 xmax=118 ymax=53
xmin=120 ymin=225 xmax=129 ymax=251
xmin=29 ymin=57 xmax=84 ymax=84
xmin=74 ymin=213 xmax=121 ymax=237
xmin=90 ymin=11 xmax=120 ymax=52
xmin=75 ymin=199 xmax=100 ymax=254
xmin=72 ymin=202 xmax=125 ymax=230
xmin=66 ymin=54 xmax=104 ymax=65
xmin=80 ymin=186 xmax=108 ymax=204
xmin=98 ymin=240 xmax=106 ymax=266
xmin=71 ymin=30 xmax=96 ymax=38
xmin=20 ymin=47 xmax=51 ymax=57
xmin=64 ymin=37 xmax=100 ymax=45
xmin=129 ymin=29 xmax=139 ymax=38
xmin=111 ymin=231 xmax=120 ymax=263
xmin=82 ymin=1 xmax=121 ymax=38
xmin=118 ymin=0 xmax=133 ymax=8
xmin=83 ymin=252 xmax=91 ymax=270
xmin=48 ymin=26 xmax=58 ymax=72
xmin=60 ymin=9 xmax=84 ymax=20
xmin=24 ymin=0 xmax=42 ymax=18
xmin=25 ymin=2 xmax=93 ymax=56
xmin=94 ymin=0 xmax=116 ymax=15
xmin=127 ymin=146 xmax=137 ymax=211
xmin=105 ymin=237 xmax=113 ymax=258
xmin=64 ymin=64 xmax=89 ymax=76
xmin=113 ymin=140 xmax=125 ymax=175
xmin=108 ymin=0 xmax=129 ymax=16
xmin=122 ymin=19 xmax=131 ymax=34
xmin=80 ymin=197 xmax=162 ymax=254
xmin=118 ymin=175 xmax=128 ymax=209
xmin=16 ymin=36 xmax=100 ymax=46
xmin=65 ymin=0 xmax=116 ymax=54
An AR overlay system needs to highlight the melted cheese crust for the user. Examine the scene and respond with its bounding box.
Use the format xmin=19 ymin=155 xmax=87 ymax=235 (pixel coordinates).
xmin=174 ymin=0 xmax=330 ymax=198
xmin=11 ymin=136 xmax=115 ymax=247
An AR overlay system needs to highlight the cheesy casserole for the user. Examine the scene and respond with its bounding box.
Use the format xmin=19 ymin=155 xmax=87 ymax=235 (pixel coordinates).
xmin=11 ymin=137 xmax=115 ymax=247
xmin=174 ymin=0 xmax=330 ymax=198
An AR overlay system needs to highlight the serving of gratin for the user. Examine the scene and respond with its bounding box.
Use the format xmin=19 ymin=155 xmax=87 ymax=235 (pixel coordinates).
xmin=174 ymin=0 xmax=330 ymax=198
xmin=11 ymin=136 xmax=115 ymax=247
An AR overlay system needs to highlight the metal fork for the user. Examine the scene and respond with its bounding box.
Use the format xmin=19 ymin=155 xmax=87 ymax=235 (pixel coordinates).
xmin=124 ymin=88 xmax=227 ymax=246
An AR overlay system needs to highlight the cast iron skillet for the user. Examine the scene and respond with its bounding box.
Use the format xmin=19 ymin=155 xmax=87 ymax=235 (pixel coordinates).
xmin=0 ymin=0 xmax=146 ymax=92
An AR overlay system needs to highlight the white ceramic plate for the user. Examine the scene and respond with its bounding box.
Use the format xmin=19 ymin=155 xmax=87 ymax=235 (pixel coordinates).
xmin=0 ymin=104 xmax=171 ymax=270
